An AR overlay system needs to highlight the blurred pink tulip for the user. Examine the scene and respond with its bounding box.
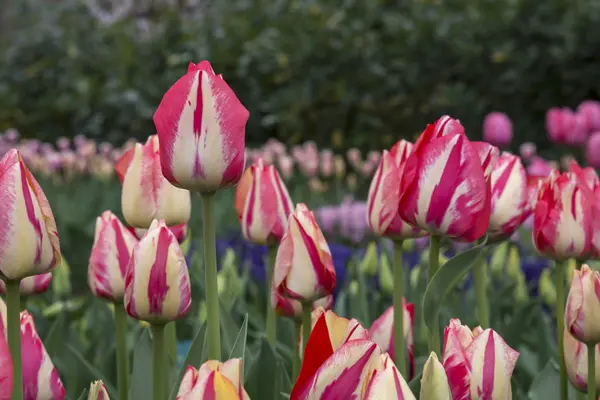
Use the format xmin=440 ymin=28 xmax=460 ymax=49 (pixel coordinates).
xmin=547 ymin=107 xmax=587 ymax=146
xmin=483 ymin=112 xmax=513 ymax=147
xmin=587 ymin=132 xmax=600 ymax=169
xmin=527 ymin=156 xmax=554 ymax=178
xmin=578 ymin=100 xmax=600 ymax=133
xmin=519 ymin=142 xmax=537 ymax=161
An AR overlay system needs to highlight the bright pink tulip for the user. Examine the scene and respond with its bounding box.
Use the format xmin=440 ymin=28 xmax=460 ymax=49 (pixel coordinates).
xmin=21 ymin=311 xmax=66 ymax=399
xmin=546 ymin=107 xmax=587 ymax=146
xmin=368 ymin=302 xmax=415 ymax=379
xmin=0 ymin=149 xmax=61 ymax=280
xmin=533 ymin=170 xmax=593 ymax=260
xmin=88 ymin=381 xmax=110 ymax=400
xmin=234 ymin=158 xmax=294 ymax=245
xmin=0 ymin=325 xmax=12 ymax=400
xmin=0 ymin=273 xmax=51 ymax=296
xmin=565 ymin=264 xmax=600 ymax=344
xmin=488 ymin=152 xmax=532 ymax=241
xmin=153 ymin=61 xmax=249 ymax=193
xmin=176 ymin=359 xmax=250 ymax=400
xmin=367 ymin=140 xmax=425 ymax=239
xmin=483 ymin=112 xmax=513 ymax=148
xmin=124 ymin=219 xmax=191 ymax=323
xmin=115 ymin=135 xmax=191 ymax=229
xmin=586 ymin=132 xmax=600 ymax=169
xmin=273 ymin=291 xmax=333 ymax=320
xmin=443 ymin=319 xmax=518 ymax=400
xmin=578 ymin=100 xmax=600 ymax=133
xmin=272 ymin=204 xmax=336 ymax=302
xmin=88 ymin=211 xmax=138 ymax=302
xmin=564 ymin=327 xmax=600 ymax=393
xmin=398 ymin=116 xmax=491 ymax=242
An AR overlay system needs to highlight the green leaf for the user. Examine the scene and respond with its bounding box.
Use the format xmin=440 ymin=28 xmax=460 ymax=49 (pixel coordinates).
xmin=42 ymin=312 xmax=66 ymax=355
xmin=228 ymin=314 xmax=249 ymax=376
xmin=168 ymin=324 xmax=207 ymax=400
xmin=130 ymin=329 xmax=153 ymax=400
xmin=245 ymin=338 xmax=280 ymax=400
xmin=408 ymin=372 xmax=422 ymax=396
xmin=422 ymin=238 xmax=487 ymax=335
xmin=528 ymin=360 xmax=577 ymax=399
xmin=220 ymin=299 xmax=241 ymax=356
xmin=65 ymin=344 xmax=117 ymax=398
xmin=76 ymin=389 xmax=88 ymax=400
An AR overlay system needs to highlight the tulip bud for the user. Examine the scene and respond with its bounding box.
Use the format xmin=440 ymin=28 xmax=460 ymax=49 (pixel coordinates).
xmin=234 ymin=158 xmax=294 ymax=244
xmin=490 ymin=241 xmax=509 ymax=278
xmin=578 ymin=100 xmax=600 ymax=133
xmin=272 ymin=204 xmax=336 ymax=302
xmin=176 ymin=359 xmax=250 ymax=400
xmin=483 ymin=112 xmax=513 ymax=148
xmin=153 ymin=61 xmax=249 ymax=193
xmin=52 ymin=258 xmax=71 ymax=298
xmin=378 ymin=251 xmax=394 ymax=295
xmin=20 ymin=311 xmax=66 ymax=399
xmin=539 ymin=268 xmax=557 ymax=307
xmin=0 ymin=273 xmax=52 ymax=296
xmin=565 ymin=264 xmax=600 ymax=344
xmin=506 ymin=245 xmax=521 ymax=282
xmin=399 ymin=117 xmax=491 ymax=242
xmin=89 ymin=211 xmax=138 ymax=302
xmin=359 ymin=242 xmax=379 ymax=276
xmin=420 ymin=352 xmax=451 ymax=400
xmin=369 ymin=302 xmax=415 ymax=378
xmin=132 ymin=223 xmax=188 ymax=244
xmin=363 ymin=353 xmax=416 ymax=399
xmin=115 ymin=135 xmax=191 ymax=229
xmin=564 ymin=328 xmax=600 ymax=393
xmin=519 ymin=142 xmax=537 ymax=161
xmin=547 ymin=107 xmax=587 ymax=145
xmin=124 ymin=219 xmax=192 ymax=323
xmin=533 ymin=170 xmax=593 ymax=260
xmin=0 ymin=149 xmax=61 ymax=280
xmin=88 ymin=381 xmax=110 ymax=400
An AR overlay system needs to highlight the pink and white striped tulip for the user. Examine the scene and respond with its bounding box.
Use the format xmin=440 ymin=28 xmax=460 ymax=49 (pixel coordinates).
xmin=443 ymin=319 xmax=518 ymax=400
xmin=564 ymin=327 xmax=600 ymax=393
xmin=88 ymin=211 xmax=138 ymax=302
xmin=483 ymin=112 xmax=513 ymax=148
xmin=153 ymin=60 xmax=249 ymax=193
xmin=420 ymin=352 xmax=451 ymax=400
xmin=0 ymin=324 xmax=12 ymax=400
xmin=363 ymin=353 xmax=415 ymax=400
xmin=488 ymin=152 xmax=532 ymax=241
xmin=131 ymin=223 xmax=188 ymax=244
xmin=0 ymin=273 xmax=52 ymax=296
xmin=115 ymin=135 xmax=191 ymax=229
xmin=398 ymin=116 xmax=491 ymax=242
xmin=177 ymin=359 xmax=250 ymax=400
xmin=367 ymin=140 xmax=425 ymax=239
xmin=88 ymin=381 xmax=110 ymax=400
xmin=368 ymin=302 xmax=415 ymax=379
xmin=565 ymin=264 xmax=600 ymax=344
xmin=21 ymin=311 xmax=66 ymax=399
xmin=272 ymin=203 xmax=336 ymax=302
xmin=124 ymin=219 xmax=191 ymax=323
xmin=0 ymin=149 xmax=61 ymax=280
xmin=533 ymin=170 xmax=593 ymax=260
xmin=234 ymin=158 xmax=294 ymax=245
xmin=274 ymin=291 xmax=333 ymax=320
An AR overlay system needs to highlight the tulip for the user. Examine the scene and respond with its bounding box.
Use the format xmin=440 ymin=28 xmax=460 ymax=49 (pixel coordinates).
xmin=368 ymin=302 xmax=415 ymax=379
xmin=115 ymin=135 xmax=191 ymax=229
xmin=131 ymin=223 xmax=188 ymax=244
xmin=578 ymin=100 xmax=600 ymax=133
xmin=0 ymin=326 xmax=12 ymax=400
xmin=568 ymin=160 xmax=600 ymax=191
xmin=153 ymin=60 xmax=249 ymax=193
xmin=519 ymin=142 xmax=537 ymax=162
xmin=443 ymin=319 xmax=518 ymax=400
xmin=273 ymin=293 xmax=333 ymax=320
xmin=363 ymin=353 xmax=415 ymax=399
xmin=587 ymin=132 xmax=600 ymax=169
xmin=21 ymin=311 xmax=66 ymax=399
xmin=420 ymin=352 xmax=451 ymax=400
xmin=483 ymin=112 xmax=513 ymax=148
xmin=0 ymin=273 xmax=51 ymax=296
xmin=299 ymin=308 xmax=369 ymax=353
xmin=565 ymin=264 xmax=600 ymax=344
xmin=547 ymin=107 xmax=588 ymax=146
xmin=88 ymin=381 xmax=110 ymax=400
xmin=176 ymin=359 xmax=250 ymax=400
xmin=564 ymin=328 xmax=600 ymax=393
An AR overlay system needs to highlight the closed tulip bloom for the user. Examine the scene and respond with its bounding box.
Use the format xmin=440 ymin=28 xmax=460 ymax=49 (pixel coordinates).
xmin=0 ymin=326 xmax=12 ymax=400
xmin=546 ymin=107 xmax=588 ymax=146
xmin=519 ymin=142 xmax=537 ymax=162
xmin=153 ymin=60 xmax=249 ymax=193
xmin=578 ymin=100 xmax=600 ymax=133
xmin=487 ymin=153 xmax=532 ymax=241
xmin=587 ymin=132 xmax=600 ymax=169
xmin=363 ymin=353 xmax=415 ymax=400
xmin=399 ymin=117 xmax=491 ymax=242
xmin=124 ymin=219 xmax=191 ymax=323
xmin=367 ymin=141 xmax=425 ymax=239
xmin=420 ymin=352 xmax=451 ymax=400
xmin=533 ymin=170 xmax=593 ymax=260
xmin=87 ymin=381 xmax=110 ymax=400
xmin=131 ymin=223 xmax=188 ymax=244
xmin=443 ymin=319 xmax=518 ymax=400
xmin=115 ymin=135 xmax=191 ymax=229
xmin=299 ymin=308 xmax=369 ymax=353
xmin=0 ymin=149 xmax=61 ymax=280
xmin=483 ymin=112 xmax=513 ymax=148
xmin=0 ymin=273 xmax=52 ymax=296
xmin=565 ymin=264 xmax=600 ymax=344
xmin=564 ymin=328 xmax=600 ymax=392
xmin=272 ymin=203 xmax=336 ymax=302
xmin=368 ymin=302 xmax=415 ymax=378
xmin=568 ymin=160 xmax=600 ymax=192
xmin=21 ymin=312 xmax=66 ymax=400
xmin=176 ymin=359 xmax=250 ymax=400
xmin=88 ymin=211 xmax=138 ymax=302
xmin=234 ymin=158 xmax=294 ymax=244
xmin=273 ymin=291 xmax=333 ymax=320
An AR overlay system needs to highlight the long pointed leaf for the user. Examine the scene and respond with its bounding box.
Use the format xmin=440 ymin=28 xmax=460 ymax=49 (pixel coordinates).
xmin=168 ymin=324 xmax=207 ymax=400
xmin=130 ymin=330 xmax=153 ymax=400
xmin=65 ymin=344 xmax=117 ymax=398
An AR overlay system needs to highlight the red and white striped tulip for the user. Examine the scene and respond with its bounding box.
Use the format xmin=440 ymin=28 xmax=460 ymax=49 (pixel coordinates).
xmin=88 ymin=211 xmax=138 ymax=302
xmin=153 ymin=60 xmax=249 ymax=193
xmin=234 ymin=158 xmax=294 ymax=244
xmin=565 ymin=264 xmax=600 ymax=344
xmin=420 ymin=352 xmax=451 ymax=400
xmin=0 ymin=273 xmax=52 ymax=296
xmin=0 ymin=149 xmax=61 ymax=280
xmin=115 ymin=135 xmax=191 ymax=229
xmin=367 ymin=140 xmax=425 ymax=239
xmin=399 ymin=116 xmax=491 ymax=242
xmin=443 ymin=319 xmax=519 ymax=400
xmin=21 ymin=311 xmax=66 ymax=399
xmin=88 ymin=381 xmax=110 ymax=400
xmin=299 ymin=308 xmax=369 ymax=353
xmin=272 ymin=203 xmax=336 ymax=302
xmin=483 ymin=112 xmax=513 ymax=148
xmin=124 ymin=219 xmax=191 ymax=323
xmin=273 ymin=291 xmax=333 ymax=320
xmin=176 ymin=359 xmax=250 ymax=400
xmin=0 ymin=325 xmax=11 ymax=400
xmin=131 ymin=223 xmax=188 ymax=244
xmin=568 ymin=160 xmax=600 ymax=192
xmin=363 ymin=353 xmax=415 ymax=400
xmin=487 ymin=152 xmax=532 ymax=241
xmin=564 ymin=327 xmax=600 ymax=393
xmin=533 ymin=170 xmax=593 ymax=260
xmin=368 ymin=302 xmax=415 ymax=378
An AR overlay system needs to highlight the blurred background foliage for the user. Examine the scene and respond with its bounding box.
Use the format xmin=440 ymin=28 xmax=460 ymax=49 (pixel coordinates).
xmin=1 ymin=0 xmax=600 ymax=154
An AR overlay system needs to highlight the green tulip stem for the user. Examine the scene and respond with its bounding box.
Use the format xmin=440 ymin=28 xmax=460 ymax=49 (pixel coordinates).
xmin=392 ymin=240 xmax=406 ymax=377
xmin=427 ymin=235 xmax=441 ymax=356
xmin=266 ymin=245 xmax=278 ymax=346
xmin=6 ymin=279 xmax=22 ymax=400
xmin=114 ymin=303 xmax=129 ymax=400
xmin=152 ymin=324 xmax=166 ymax=400
xmin=473 ymin=256 xmax=490 ymax=329
xmin=588 ymin=342 xmax=596 ymax=400
xmin=302 ymin=302 xmax=312 ymax=355
xmin=556 ymin=260 xmax=568 ymax=400
xmin=201 ymin=192 xmax=221 ymax=360
xmin=292 ymin=320 xmax=302 ymax=380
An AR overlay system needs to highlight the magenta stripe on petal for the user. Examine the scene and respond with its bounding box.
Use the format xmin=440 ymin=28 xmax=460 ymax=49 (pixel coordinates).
xmin=244 ymin=180 xmax=257 ymax=240
xmin=21 ymin=321 xmax=43 ymax=399
xmin=320 ymin=344 xmax=377 ymax=398
xmin=479 ymin=332 xmax=496 ymax=399
xmin=296 ymin=218 xmax=326 ymax=278
xmin=148 ymin=228 xmax=171 ymax=314
xmin=112 ymin=218 xmax=132 ymax=278
xmin=204 ymin=371 xmax=217 ymax=400
xmin=19 ymin=161 xmax=43 ymax=263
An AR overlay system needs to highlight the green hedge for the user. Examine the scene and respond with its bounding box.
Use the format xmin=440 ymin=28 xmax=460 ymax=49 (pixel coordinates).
xmin=1 ymin=0 xmax=600 ymax=153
